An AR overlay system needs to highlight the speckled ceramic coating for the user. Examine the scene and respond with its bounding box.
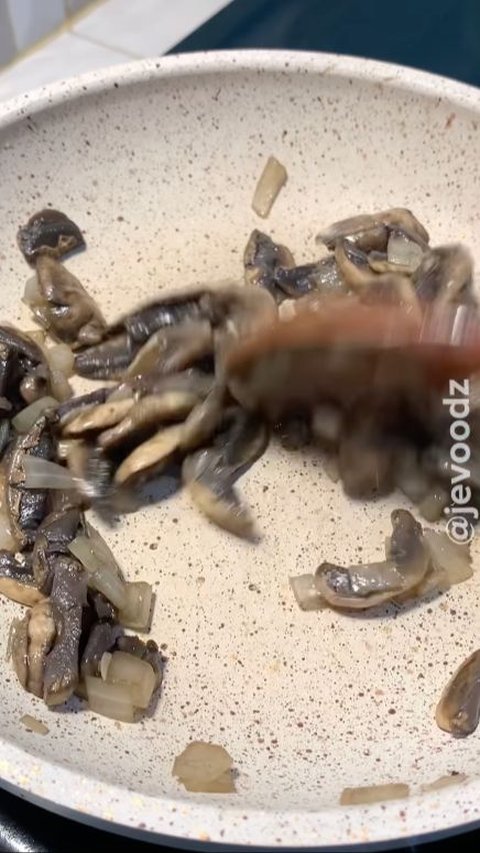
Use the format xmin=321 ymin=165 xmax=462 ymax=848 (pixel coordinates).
xmin=0 ymin=50 xmax=480 ymax=848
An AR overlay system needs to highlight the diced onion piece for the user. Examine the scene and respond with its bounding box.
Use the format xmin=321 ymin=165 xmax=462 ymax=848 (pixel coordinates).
xmin=387 ymin=231 xmax=423 ymax=271
xmin=23 ymin=275 xmax=42 ymax=307
xmin=69 ymin=532 xmax=127 ymax=609
xmin=423 ymin=773 xmax=467 ymax=792
xmin=172 ymin=741 xmax=235 ymax=793
xmin=424 ymin=529 xmax=472 ymax=586
xmin=47 ymin=344 xmax=74 ymax=377
xmin=323 ymin=455 xmax=340 ymax=484
xmin=100 ymin=651 xmax=112 ymax=681
xmin=12 ymin=397 xmax=58 ymax=433
xmin=85 ymin=523 xmax=125 ymax=581
xmin=85 ymin=675 xmax=135 ymax=723
xmin=417 ymin=487 xmax=449 ymax=522
xmin=118 ymin=582 xmax=153 ymax=631
xmin=251 ymin=155 xmax=287 ymax=218
xmin=340 ymin=783 xmax=410 ymax=805
xmin=20 ymin=714 xmax=49 ymax=735
xmin=289 ymin=574 xmax=325 ymax=611
xmin=23 ymin=456 xmax=79 ymax=490
xmin=24 ymin=328 xmax=46 ymax=346
xmin=106 ymin=651 xmax=156 ymax=709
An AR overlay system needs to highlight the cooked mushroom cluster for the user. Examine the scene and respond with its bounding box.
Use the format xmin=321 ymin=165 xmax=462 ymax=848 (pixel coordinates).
xmin=1 ymin=201 xmax=479 ymax=737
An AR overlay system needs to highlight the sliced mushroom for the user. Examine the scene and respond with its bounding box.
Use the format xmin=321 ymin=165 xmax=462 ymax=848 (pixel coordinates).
xmin=9 ymin=614 xmax=29 ymax=689
xmin=99 ymin=391 xmax=198 ymax=451
xmin=436 ymin=650 xmax=480 ymax=737
xmin=109 ymin=289 xmax=209 ymax=345
xmin=206 ymin=284 xmax=277 ymax=378
xmin=43 ymin=556 xmax=87 ymax=705
xmin=243 ymin=229 xmax=295 ymax=300
xmin=33 ymin=505 xmax=82 ymax=593
xmin=317 ymin=208 xmax=429 ymax=250
xmin=413 ymin=244 xmax=474 ymax=304
xmin=26 ymin=599 xmax=56 ymax=698
xmin=314 ymin=509 xmax=429 ymax=609
xmin=275 ymin=257 xmax=347 ymax=298
xmin=63 ymin=397 xmax=135 ymax=437
xmin=0 ymin=551 xmax=43 ymax=606
xmin=17 ymin=209 xmax=85 ymax=265
xmin=5 ymin=415 xmax=54 ymax=549
xmin=65 ymin=443 xmax=113 ymax=502
xmin=180 ymin=384 xmax=227 ymax=451
xmin=273 ymin=414 xmax=311 ymax=450
xmin=114 ymin=423 xmax=184 ymax=485
xmin=126 ymin=320 xmax=213 ymax=378
xmin=182 ymin=412 xmax=268 ymax=537
xmin=56 ymin=388 xmax=111 ymax=428
xmin=74 ymin=333 xmax=140 ymax=380
xmin=32 ymin=255 xmax=106 ymax=347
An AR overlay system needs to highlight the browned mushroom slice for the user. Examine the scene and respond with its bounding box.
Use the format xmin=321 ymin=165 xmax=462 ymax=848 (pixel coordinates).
xmin=182 ymin=448 xmax=255 ymax=538
xmin=33 ymin=505 xmax=82 ymax=594
xmin=314 ymin=509 xmax=429 ymax=610
xmin=436 ymin=650 xmax=480 ymax=737
xmin=275 ymin=257 xmax=347 ymax=298
xmin=43 ymin=556 xmax=87 ymax=705
xmin=31 ymin=255 xmax=106 ymax=347
xmin=17 ymin=209 xmax=85 ymax=264
xmin=56 ymin=388 xmax=111 ymax=428
xmin=5 ymin=415 xmax=55 ymax=549
xmin=126 ymin=320 xmax=213 ymax=377
xmin=182 ymin=412 xmax=268 ymax=537
xmin=413 ymin=244 xmax=474 ymax=305
xmin=74 ymin=333 xmax=140 ymax=380
xmin=243 ymin=229 xmax=295 ymax=300
xmin=317 ymin=208 xmax=429 ymax=249
xmin=0 ymin=551 xmax=43 ymax=606
xmin=114 ymin=423 xmax=184 ymax=485
xmin=99 ymin=391 xmax=198 ymax=451
xmin=180 ymin=385 xmax=227 ymax=451
xmin=63 ymin=397 xmax=135 ymax=437
xmin=109 ymin=289 xmax=209 ymax=345
xmin=9 ymin=599 xmax=56 ymax=697
xmin=207 ymin=284 xmax=277 ymax=378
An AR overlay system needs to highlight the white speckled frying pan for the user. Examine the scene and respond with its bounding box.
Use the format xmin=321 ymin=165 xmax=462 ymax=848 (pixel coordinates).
xmin=0 ymin=50 xmax=480 ymax=849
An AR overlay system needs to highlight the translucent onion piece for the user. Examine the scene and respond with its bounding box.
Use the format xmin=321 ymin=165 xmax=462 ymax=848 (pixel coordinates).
xmin=69 ymin=533 xmax=127 ymax=609
xmin=20 ymin=714 xmax=49 ymax=735
xmin=118 ymin=582 xmax=153 ymax=631
xmin=22 ymin=456 xmax=79 ymax=490
xmin=85 ymin=676 xmax=134 ymax=723
xmin=172 ymin=741 xmax=235 ymax=793
xmin=85 ymin=523 xmax=125 ymax=581
xmin=47 ymin=344 xmax=74 ymax=377
xmin=417 ymin=487 xmax=449 ymax=522
xmin=12 ymin=396 xmax=58 ymax=433
xmin=340 ymin=783 xmax=409 ymax=805
xmin=323 ymin=455 xmax=340 ymax=484
xmin=387 ymin=231 xmax=424 ymax=271
xmin=100 ymin=651 xmax=112 ymax=681
xmin=289 ymin=574 xmax=325 ymax=611
xmin=423 ymin=773 xmax=467 ymax=792
xmin=424 ymin=529 xmax=472 ymax=586
xmin=251 ymin=156 xmax=287 ymax=218
xmin=23 ymin=274 xmax=42 ymax=307
xmin=106 ymin=651 xmax=156 ymax=709
xmin=0 ymin=505 xmax=16 ymax=551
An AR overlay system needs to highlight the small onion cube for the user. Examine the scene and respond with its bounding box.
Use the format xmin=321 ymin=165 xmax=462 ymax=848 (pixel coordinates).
xmin=106 ymin=651 xmax=156 ymax=709
xmin=424 ymin=529 xmax=472 ymax=586
xmin=340 ymin=783 xmax=409 ymax=805
xmin=85 ymin=675 xmax=135 ymax=723
xmin=69 ymin=533 xmax=127 ymax=610
xmin=252 ymin=155 xmax=287 ymax=218
xmin=172 ymin=741 xmax=235 ymax=793
xmin=118 ymin=582 xmax=153 ymax=631
xmin=289 ymin=574 xmax=325 ymax=611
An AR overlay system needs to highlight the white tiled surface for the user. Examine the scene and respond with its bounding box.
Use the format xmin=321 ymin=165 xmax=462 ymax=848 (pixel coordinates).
xmin=0 ymin=0 xmax=231 ymax=103
xmin=7 ymin=0 xmax=65 ymax=53
xmin=73 ymin=0 xmax=231 ymax=57
xmin=0 ymin=31 xmax=130 ymax=102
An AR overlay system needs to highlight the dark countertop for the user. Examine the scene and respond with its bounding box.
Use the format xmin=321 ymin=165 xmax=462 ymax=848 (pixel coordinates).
xmin=3 ymin=1 xmax=480 ymax=850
